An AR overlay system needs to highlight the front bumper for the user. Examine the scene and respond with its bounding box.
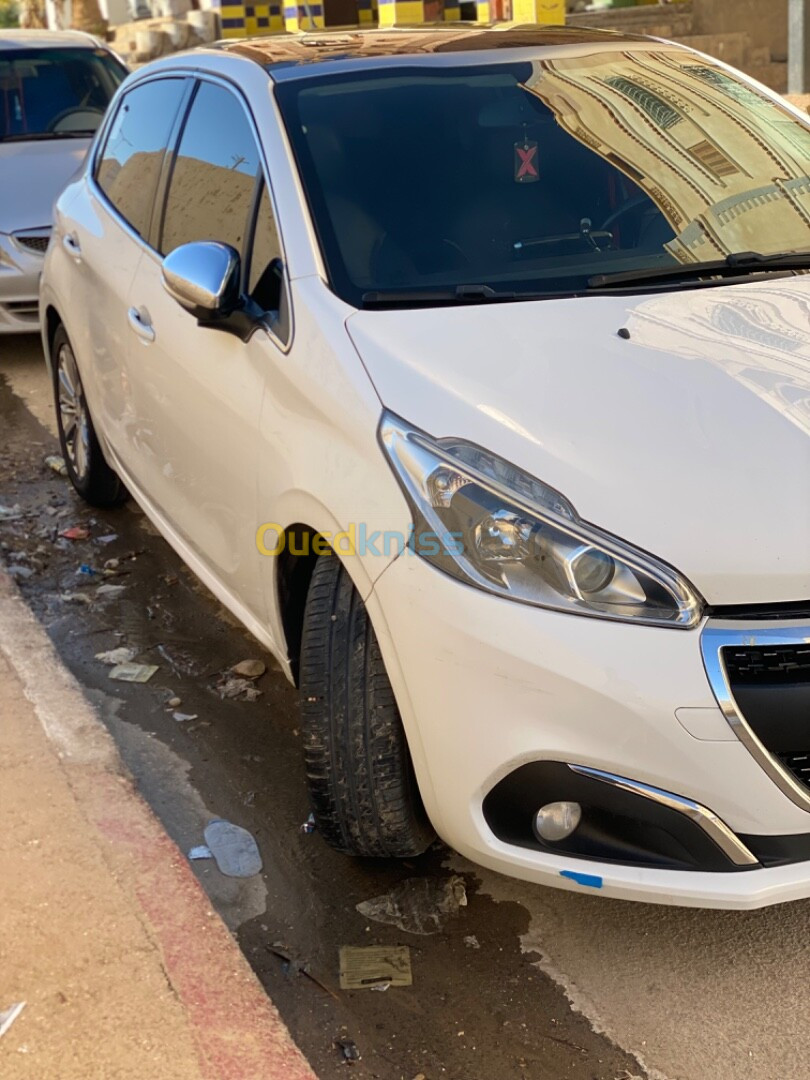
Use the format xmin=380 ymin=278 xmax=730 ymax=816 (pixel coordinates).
xmin=0 ymin=230 xmax=50 ymax=333
xmin=368 ymin=551 xmax=810 ymax=908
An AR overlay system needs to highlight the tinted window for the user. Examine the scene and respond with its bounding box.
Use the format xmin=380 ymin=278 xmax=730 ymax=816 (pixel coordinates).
xmin=275 ymin=52 xmax=810 ymax=307
xmin=160 ymin=81 xmax=260 ymax=257
xmin=96 ymin=78 xmax=187 ymax=240
xmin=247 ymin=181 xmax=288 ymax=341
xmin=248 ymin=182 xmax=283 ymax=307
xmin=0 ymin=47 xmax=126 ymax=140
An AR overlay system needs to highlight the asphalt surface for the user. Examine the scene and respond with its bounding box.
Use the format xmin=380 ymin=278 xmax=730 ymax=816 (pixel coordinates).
xmin=2 ymin=333 xmax=808 ymax=1080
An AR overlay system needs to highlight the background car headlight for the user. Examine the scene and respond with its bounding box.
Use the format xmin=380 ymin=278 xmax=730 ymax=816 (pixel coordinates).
xmin=380 ymin=412 xmax=704 ymax=628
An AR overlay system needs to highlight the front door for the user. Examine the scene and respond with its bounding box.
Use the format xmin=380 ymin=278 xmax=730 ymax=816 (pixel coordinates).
xmin=123 ymin=78 xmax=275 ymax=629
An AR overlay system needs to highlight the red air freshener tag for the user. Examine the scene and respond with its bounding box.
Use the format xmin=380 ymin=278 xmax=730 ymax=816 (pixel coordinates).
xmin=514 ymin=140 xmax=539 ymax=183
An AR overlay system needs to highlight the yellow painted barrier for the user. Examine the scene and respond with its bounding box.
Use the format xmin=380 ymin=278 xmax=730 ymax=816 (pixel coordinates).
xmin=511 ymin=0 xmax=564 ymax=24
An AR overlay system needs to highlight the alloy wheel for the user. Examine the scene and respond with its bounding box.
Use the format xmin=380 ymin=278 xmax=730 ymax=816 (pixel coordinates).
xmin=56 ymin=342 xmax=90 ymax=482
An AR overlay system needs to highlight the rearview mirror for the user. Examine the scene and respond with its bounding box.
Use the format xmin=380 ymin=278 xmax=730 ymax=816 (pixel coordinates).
xmin=162 ymin=241 xmax=241 ymax=320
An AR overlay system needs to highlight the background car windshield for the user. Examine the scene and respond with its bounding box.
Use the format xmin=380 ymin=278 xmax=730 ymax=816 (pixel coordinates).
xmin=0 ymin=47 xmax=126 ymax=139
xmin=275 ymin=51 xmax=810 ymax=305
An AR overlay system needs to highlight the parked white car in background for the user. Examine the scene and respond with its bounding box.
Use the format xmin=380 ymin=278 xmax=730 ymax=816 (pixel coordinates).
xmin=0 ymin=29 xmax=126 ymax=332
xmin=40 ymin=26 xmax=810 ymax=908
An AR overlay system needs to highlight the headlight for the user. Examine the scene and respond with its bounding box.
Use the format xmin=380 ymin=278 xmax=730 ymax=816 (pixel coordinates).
xmin=380 ymin=412 xmax=703 ymax=629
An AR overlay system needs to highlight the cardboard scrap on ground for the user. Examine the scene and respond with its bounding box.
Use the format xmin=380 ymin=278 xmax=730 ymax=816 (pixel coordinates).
xmin=108 ymin=662 xmax=159 ymax=684
xmin=339 ymin=945 xmax=412 ymax=990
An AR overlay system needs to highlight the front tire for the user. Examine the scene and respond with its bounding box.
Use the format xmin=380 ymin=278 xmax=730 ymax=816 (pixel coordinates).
xmin=51 ymin=324 xmax=127 ymax=508
xmin=300 ymin=552 xmax=435 ymax=857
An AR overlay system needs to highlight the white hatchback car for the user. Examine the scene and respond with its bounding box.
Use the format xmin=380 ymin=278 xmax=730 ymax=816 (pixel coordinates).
xmin=0 ymin=30 xmax=126 ymax=332
xmin=41 ymin=27 xmax=810 ymax=908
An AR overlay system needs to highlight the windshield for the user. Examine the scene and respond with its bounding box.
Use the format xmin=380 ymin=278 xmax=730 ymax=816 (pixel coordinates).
xmin=275 ymin=49 xmax=810 ymax=306
xmin=0 ymin=47 xmax=126 ymax=140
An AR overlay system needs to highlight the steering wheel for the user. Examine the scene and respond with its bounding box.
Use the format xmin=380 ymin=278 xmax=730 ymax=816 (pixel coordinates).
xmin=600 ymin=195 xmax=654 ymax=234
xmin=438 ymin=238 xmax=472 ymax=268
xmin=46 ymin=106 xmax=104 ymax=134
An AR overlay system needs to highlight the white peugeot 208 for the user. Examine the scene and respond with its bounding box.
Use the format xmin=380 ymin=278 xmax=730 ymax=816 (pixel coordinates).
xmin=40 ymin=26 xmax=810 ymax=908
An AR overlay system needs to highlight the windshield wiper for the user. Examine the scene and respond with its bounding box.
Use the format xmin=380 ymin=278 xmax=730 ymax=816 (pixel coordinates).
xmin=362 ymin=284 xmax=526 ymax=307
xmin=589 ymin=251 xmax=810 ymax=289
xmin=0 ymin=130 xmax=96 ymax=143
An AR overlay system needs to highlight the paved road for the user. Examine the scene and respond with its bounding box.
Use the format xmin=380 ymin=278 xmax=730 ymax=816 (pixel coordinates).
xmin=2 ymin=333 xmax=808 ymax=1080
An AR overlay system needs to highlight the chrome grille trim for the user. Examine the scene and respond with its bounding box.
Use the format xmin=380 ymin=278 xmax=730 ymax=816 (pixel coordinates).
xmin=701 ymin=621 xmax=810 ymax=814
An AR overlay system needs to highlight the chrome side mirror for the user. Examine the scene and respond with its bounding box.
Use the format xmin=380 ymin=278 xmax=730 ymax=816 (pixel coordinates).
xmin=162 ymin=241 xmax=241 ymax=319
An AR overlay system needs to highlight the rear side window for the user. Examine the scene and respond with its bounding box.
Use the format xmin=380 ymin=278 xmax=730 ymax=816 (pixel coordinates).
xmin=96 ymin=78 xmax=187 ymax=241
xmin=160 ymin=81 xmax=260 ymax=257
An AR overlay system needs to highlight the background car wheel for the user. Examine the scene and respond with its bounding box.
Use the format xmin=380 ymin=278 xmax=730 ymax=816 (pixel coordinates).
xmin=51 ymin=325 xmax=127 ymax=508
xmin=300 ymin=552 xmax=435 ymax=857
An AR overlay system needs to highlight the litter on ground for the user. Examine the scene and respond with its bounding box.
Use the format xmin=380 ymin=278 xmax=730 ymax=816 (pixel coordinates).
xmin=231 ymin=659 xmax=266 ymax=679
xmin=216 ymin=675 xmax=262 ymax=702
xmin=0 ymin=1002 xmax=25 ymax=1040
xmin=356 ymin=876 xmax=467 ymax=936
xmin=44 ymin=454 xmax=68 ymax=476
xmin=96 ymin=583 xmax=126 ymax=598
xmin=335 ymin=1036 xmax=361 ymax=1063
xmin=203 ymin=819 xmax=263 ymax=877
xmin=339 ymin=945 xmax=412 ymax=990
xmin=108 ymin=662 xmax=159 ymax=683
xmin=95 ymin=647 xmax=136 ymax=666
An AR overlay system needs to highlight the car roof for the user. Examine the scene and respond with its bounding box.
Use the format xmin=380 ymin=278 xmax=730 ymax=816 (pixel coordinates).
xmin=0 ymin=28 xmax=102 ymax=49
xmin=218 ymin=24 xmax=667 ymax=76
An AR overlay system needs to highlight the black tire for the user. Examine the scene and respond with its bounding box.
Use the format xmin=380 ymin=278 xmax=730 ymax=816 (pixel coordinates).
xmin=51 ymin=324 xmax=127 ymax=508
xmin=300 ymin=552 xmax=435 ymax=857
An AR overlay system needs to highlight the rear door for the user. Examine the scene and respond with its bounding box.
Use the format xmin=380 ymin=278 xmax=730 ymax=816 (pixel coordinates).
xmin=123 ymin=77 xmax=283 ymax=628
xmin=63 ymin=76 xmax=189 ymax=453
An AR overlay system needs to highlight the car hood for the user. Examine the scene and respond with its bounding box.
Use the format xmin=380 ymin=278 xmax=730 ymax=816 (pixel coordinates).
xmin=0 ymin=138 xmax=89 ymax=233
xmin=347 ymin=278 xmax=810 ymax=607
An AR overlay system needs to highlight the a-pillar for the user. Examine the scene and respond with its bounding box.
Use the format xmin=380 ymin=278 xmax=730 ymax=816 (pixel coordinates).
xmin=511 ymin=0 xmax=564 ymax=25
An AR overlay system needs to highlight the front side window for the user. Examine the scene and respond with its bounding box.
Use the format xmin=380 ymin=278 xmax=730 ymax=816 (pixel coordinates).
xmin=0 ymin=47 xmax=126 ymax=141
xmin=248 ymin=182 xmax=283 ymax=308
xmin=247 ymin=180 xmax=288 ymax=341
xmin=160 ymin=81 xmax=260 ymax=258
xmin=274 ymin=49 xmax=810 ymax=307
xmin=96 ymin=78 xmax=187 ymax=240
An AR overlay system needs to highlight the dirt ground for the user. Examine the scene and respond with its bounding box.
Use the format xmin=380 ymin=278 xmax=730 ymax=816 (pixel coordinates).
xmin=5 ymin=332 xmax=810 ymax=1080
xmin=0 ymin=335 xmax=642 ymax=1080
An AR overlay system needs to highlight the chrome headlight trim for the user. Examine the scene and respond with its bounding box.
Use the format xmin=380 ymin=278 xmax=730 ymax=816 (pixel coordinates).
xmin=379 ymin=411 xmax=704 ymax=629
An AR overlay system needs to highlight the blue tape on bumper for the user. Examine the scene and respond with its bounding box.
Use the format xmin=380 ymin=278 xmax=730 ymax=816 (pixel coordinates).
xmin=560 ymin=870 xmax=603 ymax=889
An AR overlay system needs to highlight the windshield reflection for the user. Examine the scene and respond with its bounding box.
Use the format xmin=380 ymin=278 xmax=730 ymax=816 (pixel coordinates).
xmin=526 ymin=49 xmax=810 ymax=264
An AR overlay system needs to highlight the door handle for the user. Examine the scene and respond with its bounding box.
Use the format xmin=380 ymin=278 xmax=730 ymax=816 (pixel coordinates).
xmin=62 ymin=233 xmax=82 ymax=259
xmin=127 ymin=306 xmax=155 ymax=344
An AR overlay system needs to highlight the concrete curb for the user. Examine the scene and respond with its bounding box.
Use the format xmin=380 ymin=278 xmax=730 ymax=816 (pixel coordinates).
xmin=0 ymin=569 xmax=318 ymax=1080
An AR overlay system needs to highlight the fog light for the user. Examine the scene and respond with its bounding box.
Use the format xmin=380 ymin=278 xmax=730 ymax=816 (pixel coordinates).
xmin=533 ymin=801 xmax=582 ymax=842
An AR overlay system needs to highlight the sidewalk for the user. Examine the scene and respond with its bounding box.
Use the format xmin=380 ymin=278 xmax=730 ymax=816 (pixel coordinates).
xmin=0 ymin=570 xmax=318 ymax=1080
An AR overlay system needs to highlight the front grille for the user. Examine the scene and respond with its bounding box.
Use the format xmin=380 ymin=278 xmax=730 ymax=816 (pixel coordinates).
xmin=778 ymin=752 xmax=810 ymax=791
xmin=13 ymin=231 xmax=50 ymax=255
xmin=724 ymin=645 xmax=810 ymax=684
xmin=722 ymin=644 xmax=810 ymax=790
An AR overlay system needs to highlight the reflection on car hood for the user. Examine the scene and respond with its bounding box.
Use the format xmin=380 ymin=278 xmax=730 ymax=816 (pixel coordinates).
xmin=348 ymin=278 xmax=810 ymax=606
xmin=0 ymin=138 xmax=90 ymax=234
